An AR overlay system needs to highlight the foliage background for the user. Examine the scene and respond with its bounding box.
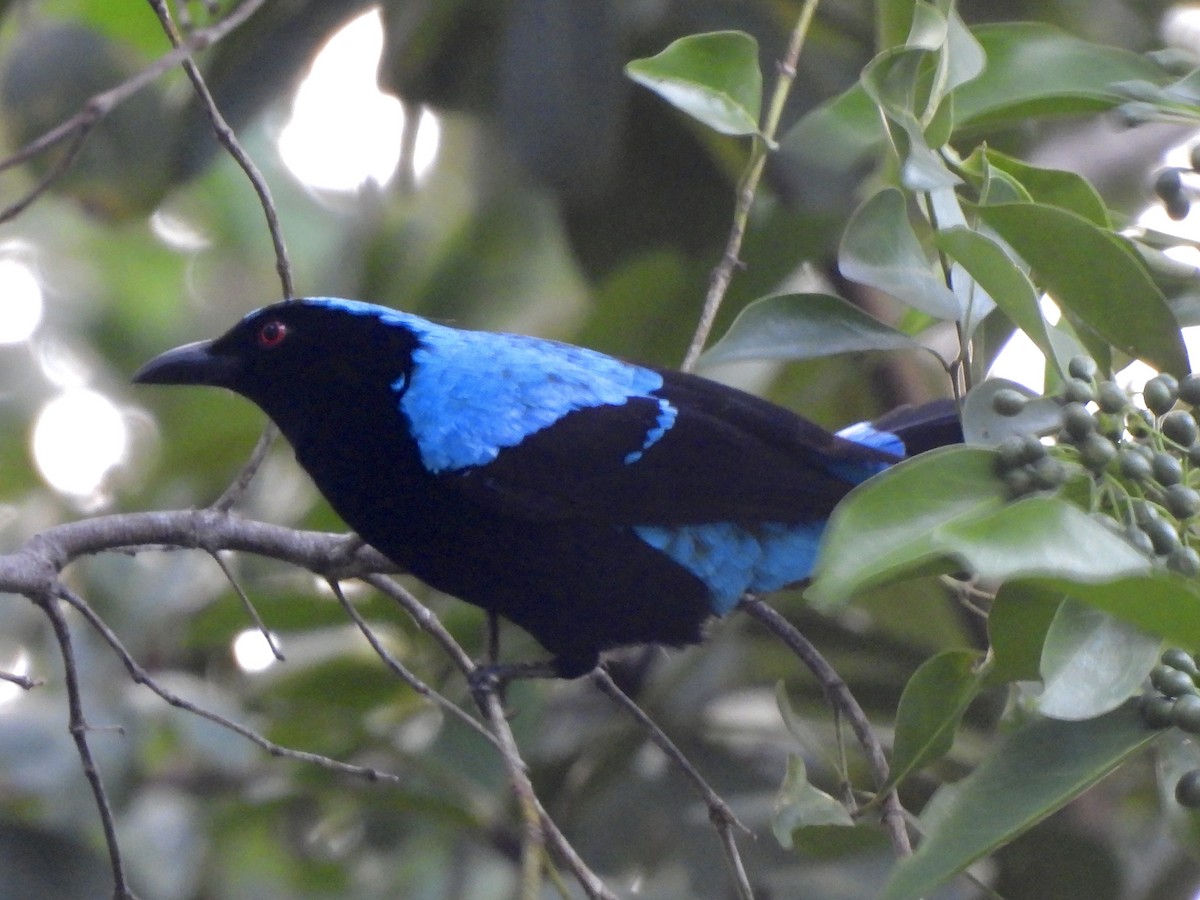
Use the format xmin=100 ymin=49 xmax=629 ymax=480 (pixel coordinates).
xmin=0 ymin=0 xmax=1198 ymax=898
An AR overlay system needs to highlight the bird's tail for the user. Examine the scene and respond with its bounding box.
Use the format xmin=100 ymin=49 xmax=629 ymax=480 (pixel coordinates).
xmin=866 ymin=398 xmax=963 ymax=457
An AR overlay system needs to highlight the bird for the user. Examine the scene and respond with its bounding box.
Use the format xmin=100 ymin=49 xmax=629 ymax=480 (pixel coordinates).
xmin=134 ymin=298 xmax=961 ymax=679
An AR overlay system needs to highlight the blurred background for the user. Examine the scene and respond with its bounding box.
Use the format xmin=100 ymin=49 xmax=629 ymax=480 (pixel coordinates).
xmin=0 ymin=0 xmax=1198 ymax=897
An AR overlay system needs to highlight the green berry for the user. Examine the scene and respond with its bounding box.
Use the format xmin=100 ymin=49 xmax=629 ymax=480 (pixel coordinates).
xmin=1163 ymin=647 xmax=1199 ymax=674
xmin=1156 ymin=167 xmax=1184 ymax=200
xmin=1176 ymin=769 xmax=1200 ymax=808
xmin=1146 ymin=375 xmax=1181 ymax=415
xmin=991 ymin=388 xmax=1028 ymax=417
xmin=1134 ymin=499 xmax=1161 ymax=526
xmin=1145 ymin=517 xmax=1182 ymax=555
xmin=1163 ymin=410 xmax=1200 ymax=447
xmin=1129 ymin=409 xmax=1156 ymax=438
xmin=1078 ymin=432 xmax=1117 ymax=472
xmin=1067 ymin=356 xmax=1098 ymax=382
xmin=1167 ymin=195 xmax=1192 ymax=221
xmin=1179 ymin=373 xmax=1200 ymax=407
xmin=1152 ymin=662 xmax=1198 ymax=696
xmin=1097 ymin=381 xmax=1128 ymax=414
xmin=1142 ymin=692 xmax=1177 ymax=727
xmin=1125 ymin=525 xmax=1156 ymax=556
xmin=1166 ymin=484 xmax=1200 ymax=519
xmin=1030 ymin=456 xmax=1067 ymax=490
xmin=1153 ymin=452 xmax=1184 ymax=486
xmin=1173 ymin=694 xmax=1200 ymax=733
xmin=1168 ymin=545 xmax=1200 ymax=576
xmin=1002 ymin=467 xmax=1034 ymax=497
xmin=1119 ymin=449 xmax=1154 ymax=482
xmin=1061 ymin=402 xmax=1096 ymax=441
xmin=1062 ymin=377 xmax=1095 ymax=404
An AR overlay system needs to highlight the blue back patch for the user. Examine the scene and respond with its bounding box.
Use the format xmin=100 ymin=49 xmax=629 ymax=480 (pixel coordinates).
xmin=309 ymin=298 xmax=666 ymax=473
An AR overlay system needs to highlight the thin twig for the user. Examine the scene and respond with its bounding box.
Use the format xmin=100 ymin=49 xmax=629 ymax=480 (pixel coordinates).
xmin=473 ymin=686 xmax=546 ymax=900
xmin=145 ymin=0 xmax=294 ymax=300
xmin=591 ymin=668 xmax=754 ymax=900
xmin=210 ymin=425 xmax=279 ymax=512
xmin=325 ymin=578 xmax=499 ymax=748
xmin=0 ymin=0 xmax=269 ymax=222
xmin=209 ymin=549 xmax=284 ymax=661
xmin=680 ymin=0 xmax=822 ymax=371
xmin=56 ymin=583 xmax=411 ymax=788
xmin=364 ymin=575 xmax=615 ymax=897
xmin=146 ymin=0 xmax=293 ymax=510
xmin=739 ymin=596 xmax=913 ymax=857
xmin=0 ymin=669 xmax=42 ymax=690
xmin=36 ymin=590 xmax=135 ymax=899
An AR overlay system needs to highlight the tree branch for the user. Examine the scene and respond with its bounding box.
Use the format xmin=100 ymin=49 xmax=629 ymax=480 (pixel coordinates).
xmin=739 ymin=596 xmax=914 ymax=857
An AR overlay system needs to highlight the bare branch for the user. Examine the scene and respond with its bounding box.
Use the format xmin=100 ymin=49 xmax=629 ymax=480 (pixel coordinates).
xmin=35 ymin=590 xmax=134 ymax=898
xmin=209 ymin=549 xmax=285 ymax=661
xmin=739 ymin=596 xmax=914 ymax=857
xmin=325 ymin=577 xmax=499 ymax=748
xmin=145 ymin=0 xmax=294 ymax=301
xmin=0 ymin=0 xmax=270 ymax=221
xmin=591 ymin=668 xmax=754 ymax=900
xmin=680 ymin=0 xmax=822 ymax=370
xmin=55 ymin=583 xmax=414 ymax=788
xmin=0 ymin=669 xmax=42 ymax=690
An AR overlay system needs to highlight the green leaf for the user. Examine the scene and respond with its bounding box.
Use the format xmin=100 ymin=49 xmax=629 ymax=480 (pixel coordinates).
xmin=933 ymin=496 xmax=1152 ymax=584
xmin=881 ymin=702 xmax=1161 ymax=900
xmin=935 ymin=227 xmax=1069 ymax=376
xmin=953 ymin=23 xmax=1170 ymax=129
xmin=840 ymin=189 xmax=961 ymax=319
xmin=890 ymin=650 xmax=986 ymax=789
xmin=697 ymin=293 xmax=928 ymax=369
xmin=1012 ymin=574 xmax=1200 ymax=655
xmin=773 ymin=754 xmax=855 ymax=849
xmin=979 ymin=202 xmax=1188 ymax=377
xmin=811 ymin=478 xmax=1152 ymax=609
xmin=1036 ymin=600 xmax=1161 ymax=720
xmin=988 ymin=583 xmax=1062 ymax=684
xmin=808 ymin=447 xmax=1008 ymax=609
xmin=969 ymin=148 xmax=1109 ymax=227
xmin=625 ymin=31 xmax=762 ymax=136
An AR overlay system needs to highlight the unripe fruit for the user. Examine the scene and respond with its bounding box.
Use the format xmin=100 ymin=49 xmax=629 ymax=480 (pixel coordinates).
xmin=1176 ymin=769 xmax=1200 ymax=807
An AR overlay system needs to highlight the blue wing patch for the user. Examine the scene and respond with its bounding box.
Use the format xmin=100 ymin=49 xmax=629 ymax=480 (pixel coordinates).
xmin=633 ymin=521 xmax=825 ymax=615
xmin=313 ymin=298 xmax=667 ymax=473
xmin=633 ymin=418 xmax=907 ymax=614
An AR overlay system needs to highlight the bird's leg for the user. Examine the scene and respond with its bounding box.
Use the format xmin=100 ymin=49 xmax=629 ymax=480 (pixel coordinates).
xmin=468 ymin=659 xmax=559 ymax=708
xmin=467 ymin=650 xmax=599 ymax=706
xmin=486 ymin=609 xmax=501 ymax=665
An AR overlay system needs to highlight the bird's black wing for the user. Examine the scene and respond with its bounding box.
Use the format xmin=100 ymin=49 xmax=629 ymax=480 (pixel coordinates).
xmin=441 ymin=368 xmax=900 ymax=525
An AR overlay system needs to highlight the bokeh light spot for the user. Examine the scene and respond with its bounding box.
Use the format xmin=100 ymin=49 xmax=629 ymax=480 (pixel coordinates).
xmin=32 ymin=389 xmax=128 ymax=497
xmin=233 ymin=629 xmax=280 ymax=673
xmin=0 ymin=648 xmax=31 ymax=708
xmin=278 ymin=9 xmax=439 ymax=192
xmin=0 ymin=257 xmax=43 ymax=344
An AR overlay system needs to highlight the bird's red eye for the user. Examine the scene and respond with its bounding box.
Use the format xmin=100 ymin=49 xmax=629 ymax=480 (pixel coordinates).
xmin=257 ymin=320 xmax=288 ymax=349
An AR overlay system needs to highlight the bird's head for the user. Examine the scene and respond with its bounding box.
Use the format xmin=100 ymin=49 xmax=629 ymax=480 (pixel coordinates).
xmin=133 ymin=299 xmax=422 ymax=439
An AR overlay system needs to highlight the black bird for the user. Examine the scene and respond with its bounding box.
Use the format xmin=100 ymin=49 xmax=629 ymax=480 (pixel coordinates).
xmin=134 ymin=298 xmax=960 ymax=678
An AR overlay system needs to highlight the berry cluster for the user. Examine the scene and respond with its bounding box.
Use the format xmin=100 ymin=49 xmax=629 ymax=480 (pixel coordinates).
xmin=992 ymin=358 xmax=1200 ymax=575
xmin=1142 ymin=648 xmax=1200 ymax=807
xmin=1153 ymin=144 xmax=1200 ymax=220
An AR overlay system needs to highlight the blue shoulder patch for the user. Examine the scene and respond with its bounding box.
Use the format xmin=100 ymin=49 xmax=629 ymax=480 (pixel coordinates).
xmin=307 ymin=298 xmax=666 ymax=473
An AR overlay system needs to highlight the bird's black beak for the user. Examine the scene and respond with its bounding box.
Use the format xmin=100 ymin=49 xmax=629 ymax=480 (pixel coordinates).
xmin=132 ymin=339 xmax=238 ymax=388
